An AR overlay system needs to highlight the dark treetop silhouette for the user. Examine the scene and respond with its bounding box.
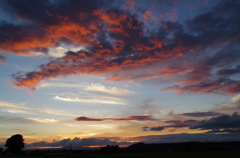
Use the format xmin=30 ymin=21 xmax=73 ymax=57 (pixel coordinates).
xmin=4 ymin=134 xmax=24 ymax=154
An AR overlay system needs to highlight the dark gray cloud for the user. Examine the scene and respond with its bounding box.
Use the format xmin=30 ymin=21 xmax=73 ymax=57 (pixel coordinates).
xmin=142 ymin=119 xmax=196 ymax=132
xmin=142 ymin=126 xmax=164 ymax=131
xmin=179 ymin=111 xmax=222 ymax=117
xmin=217 ymin=65 xmax=240 ymax=76
xmin=75 ymin=116 xmax=157 ymax=122
xmin=189 ymin=112 xmax=240 ymax=130
xmin=14 ymin=133 xmax=240 ymax=147
xmin=143 ymin=112 xmax=240 ymax=132
xmin=0 ymin=55 xmax=6 ymax=64
xmin=206 ymin=128 xmax=240 ymax=134
xmin=136 ymin=133 xmax=240 ymax=144
xmin=75 ymin=116 xmax=103 ymax=122
xmin=27 ymin=137 xmax=130 ymax=148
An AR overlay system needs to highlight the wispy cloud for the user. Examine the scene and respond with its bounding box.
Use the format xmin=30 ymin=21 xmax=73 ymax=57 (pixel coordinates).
xmin=84 ymin=83 xmax=136 ymax=96
xmin=26 ymin=118 xmax=59 ymax=124
xmin=0 ymin=116 xmax=35 ymax=124
xmin=0 ymin=101 xmax=77 ymax=116
xmin=37 ymin=82 xmax=84 ymax=88
xmin=53 ymin=96 xmax=126 ymax=105
xmin=63 ymin=124 xmax=80 ymax=127
xmin=0 ymin=109 xmax=36 ymax=114
xmin=0 ymin=101 xmax=32 ymax=109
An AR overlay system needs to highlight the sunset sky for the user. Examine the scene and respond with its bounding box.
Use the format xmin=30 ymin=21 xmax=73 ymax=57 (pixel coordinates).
xmin=0 ymin=0 xmax=240 ymax=149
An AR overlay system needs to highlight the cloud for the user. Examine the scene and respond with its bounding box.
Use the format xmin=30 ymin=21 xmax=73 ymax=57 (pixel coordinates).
xmin=75 ymin=117 xmax=103 ymax=122
xmin=0 ymin=109 xmax=36 ymax=114
xmin=133 ymin=133 xmax=240 ymax=144
xmin=37 ymin=82 xmax=84 ymax=88
xmin=26 ymin=118 xmax=59 ymax=124
xmin=142 ymin=126 xmax=164 ymax=131
xmin=36 ymin=45 xmax=86 ymax=58
xmin=0 ymin=116 xmax=35 ymax=124
xmin=217 ymin=65 xmax=240 ymax=76
xmin=84 ymin=83 xmax=136 ymax=96
xmin=189 ymin=112 xmax=240 ymax=130
xmin=142 ymin=112 xmax=240 ymax=132
xmin=165 ymin=121 xmax=190 ymax=128
xmin=0 ymin=115 xmax=59 ymax=124
xmin=0 ymin=101 xmax=33 ymax=110
xmin=231 ymin=94 xmax=240 ymax=106
xmin=75 ymin=115 xmax=157 ymax=122
xmin=0 ymin=0 xmax=108 ymax=55
xmin=23 ymin=133 xmax=240 ymax=147
xmin=27 ymin=137 xmax=130 ymax=148
xmin=206 ymin=128 xmax=240 ymax=134
xmin=142 ymin=119 xmax=194 ymax=132
xmin=38 ymin=81 xmax=136 ymax=98
xmin=53 ymin=96 xmax=126 ymax=105
xmin=0 ymin=100 xmax=76 ymax=116
xmin=0 ymin=55 xmax=6 ymax=64
xmin=0 ymin=0 xmax=238 ymax=95
xmin=179 ymin=111 xmax=222 ymax=117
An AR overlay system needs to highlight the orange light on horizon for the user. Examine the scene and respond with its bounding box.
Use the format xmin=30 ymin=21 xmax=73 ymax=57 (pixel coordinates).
xmin=25 ymin=146 xmax=63 ymax=149
xmin=83 ymin=144 xmax=130 ymax=148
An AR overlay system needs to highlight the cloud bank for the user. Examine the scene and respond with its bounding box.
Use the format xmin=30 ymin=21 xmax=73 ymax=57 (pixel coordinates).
xmin=143 ymin=112 xmax=240 ymax=133
xmin=26 ymin=137 xmax=130 ymax=148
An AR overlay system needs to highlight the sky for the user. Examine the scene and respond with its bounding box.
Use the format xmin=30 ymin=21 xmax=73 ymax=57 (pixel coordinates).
xmin=0 ymin=0 xmax=240 ymax=149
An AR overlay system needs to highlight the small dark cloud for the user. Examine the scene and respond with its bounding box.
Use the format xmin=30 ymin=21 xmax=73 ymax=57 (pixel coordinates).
xmin=179 ymin=111 xmax=222 ymax=117
xmin=165 ymin=122 xmax=189 ymax=128
xmin=206 ymin=128 xmax=240 ymax=134
xmin=0 ymin=55 xmax=6 ymax=64
xmin=142 ymin=126 xmax=164 ymax=131
xmin=142 ymin=119 xmax=196 ymax=132
xmin=33 ymin=47 xmax=49 ymax=54
xmin=0 ymin=55 xmax=6 ymax=60
xmin=75 ymin=116 xmax=157 ymax=122
xmin=75 ymin=116 xmax=103 ymax=122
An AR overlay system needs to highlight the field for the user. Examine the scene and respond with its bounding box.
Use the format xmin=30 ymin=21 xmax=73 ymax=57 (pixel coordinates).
xmin=1 ymin=151 xmax=240 ymax=158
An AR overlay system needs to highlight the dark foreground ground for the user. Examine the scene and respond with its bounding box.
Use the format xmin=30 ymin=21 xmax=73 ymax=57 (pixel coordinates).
xmin=1 ymin=151 xmax=240 ymax=158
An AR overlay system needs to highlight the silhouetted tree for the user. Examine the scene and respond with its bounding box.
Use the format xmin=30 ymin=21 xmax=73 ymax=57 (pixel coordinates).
xmin=99 ymin=145 xmax=120 ymax=153
xmin=3 ymin=134 xmax=24 ymax=154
